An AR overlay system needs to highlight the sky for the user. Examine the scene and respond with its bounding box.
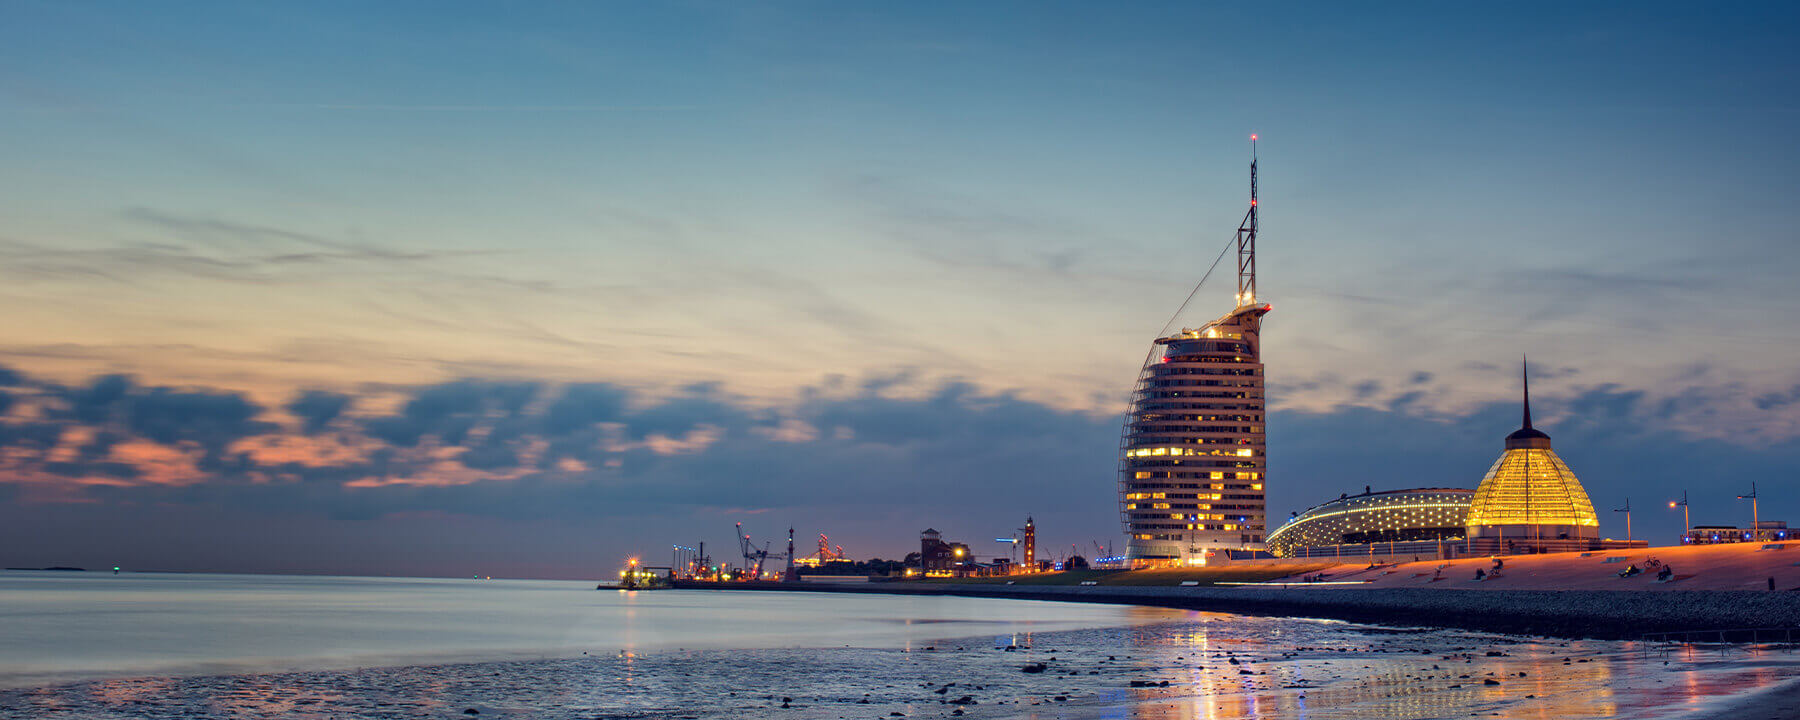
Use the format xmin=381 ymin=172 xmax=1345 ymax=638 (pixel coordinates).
xmin=2 ymin=2 xmax=1799 ymax=578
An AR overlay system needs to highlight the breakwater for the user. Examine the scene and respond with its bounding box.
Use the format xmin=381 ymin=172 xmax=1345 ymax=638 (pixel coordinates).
xmin=674 ymin=581 xmax=1800 ymax=640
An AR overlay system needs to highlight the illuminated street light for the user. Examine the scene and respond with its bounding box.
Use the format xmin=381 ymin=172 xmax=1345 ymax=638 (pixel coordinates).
xmin=1669 ymin=490 xmax=1690 ymax=541
xmin=1613 ymin=498 xmax=1633 ymax=543
xmin=1738 ymin=482 xmax=1761 ymax=541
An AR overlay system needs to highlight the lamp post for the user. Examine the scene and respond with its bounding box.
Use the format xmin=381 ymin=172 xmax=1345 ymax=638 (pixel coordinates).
xmin=1614 ymin=497 xmax=1633 ymax=543
xmin=1738 ymin=482 xmax=1760 ymax=541
xmin=1669 ymin=491 xmax=1690 ymax=543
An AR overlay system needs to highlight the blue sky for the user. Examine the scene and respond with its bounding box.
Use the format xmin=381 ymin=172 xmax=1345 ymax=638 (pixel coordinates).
xmin=1 ymin=2 xmax=1797 ymax=577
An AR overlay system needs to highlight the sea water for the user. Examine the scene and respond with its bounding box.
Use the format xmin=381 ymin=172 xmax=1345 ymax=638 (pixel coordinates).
xmin=1 ymin=570 xmax=1795 ymax=719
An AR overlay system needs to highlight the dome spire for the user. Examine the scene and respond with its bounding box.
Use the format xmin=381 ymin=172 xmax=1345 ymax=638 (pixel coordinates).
xmin=1506 ymin=355 xmax=1551 ymax=448
xmin=1522 ymin=355 xmax=1533 ymax=431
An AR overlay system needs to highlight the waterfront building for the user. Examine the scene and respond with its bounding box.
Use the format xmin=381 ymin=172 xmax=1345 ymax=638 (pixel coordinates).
xmin=1266 ymin=488 xmax=1474 ymax=558
xmin=1464 ymin=363 xmax=1602 ymax=550
xmin=917 ymin=529 xmax=974 ymax=576
xmin=1121 ymin=143 xmax=1269 ymax=565
xmin=1684 ymin=522 xmax=1791 ymax=545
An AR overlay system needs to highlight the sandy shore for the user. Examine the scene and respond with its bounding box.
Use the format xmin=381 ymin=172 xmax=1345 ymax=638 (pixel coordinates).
xmin=8 ymin=612 xmax=1794 ymax=720
xmin=1701 ymin=676 xmax=1800 ymax=720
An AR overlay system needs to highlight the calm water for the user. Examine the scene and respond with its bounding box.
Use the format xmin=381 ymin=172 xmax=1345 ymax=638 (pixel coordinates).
xmin=2 ymin=570 xmax=1797 ymax=719
xmin=0 ymin=570 xmax=1179 ymax=687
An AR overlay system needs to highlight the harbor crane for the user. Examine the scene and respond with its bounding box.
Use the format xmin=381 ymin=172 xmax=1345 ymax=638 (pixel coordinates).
xmin=735 ymin=522 xmax=788 ymax=580
xmin=995 ymin=536 xmax=1019 ymax=566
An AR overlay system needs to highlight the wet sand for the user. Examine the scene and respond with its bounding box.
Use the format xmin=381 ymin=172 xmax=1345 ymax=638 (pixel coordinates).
xmin=1702 ymin=676 xmax=1800 ymax=720
xmin=4 ymin=612 xmax=1794 ymax=720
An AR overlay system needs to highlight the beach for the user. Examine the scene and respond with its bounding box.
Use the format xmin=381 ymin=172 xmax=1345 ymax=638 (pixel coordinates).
xmin=6 ymin=613 xmax=1797 ymax=719
xmin=5 ymin=570 xmax=1800 ymax=719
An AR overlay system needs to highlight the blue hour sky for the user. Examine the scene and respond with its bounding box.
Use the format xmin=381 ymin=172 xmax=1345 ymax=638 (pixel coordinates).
xmin=2 ymin=2 xmax=1798 ymax=577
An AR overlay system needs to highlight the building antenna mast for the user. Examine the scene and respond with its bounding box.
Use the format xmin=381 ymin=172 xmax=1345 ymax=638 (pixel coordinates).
xmin=1236 ymin=134 xmax=1259 ymax=307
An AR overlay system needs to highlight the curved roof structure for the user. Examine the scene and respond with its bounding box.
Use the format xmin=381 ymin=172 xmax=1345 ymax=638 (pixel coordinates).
xmin=1465 ymin=362 xmax=1600 ymax=536
xmin=1266 ymin=488 xmax=1474 ymax=557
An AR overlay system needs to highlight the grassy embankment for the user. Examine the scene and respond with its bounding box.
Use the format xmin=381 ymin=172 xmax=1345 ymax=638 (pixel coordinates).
xmin=911 ymin=564 xmax=1334 ymax=587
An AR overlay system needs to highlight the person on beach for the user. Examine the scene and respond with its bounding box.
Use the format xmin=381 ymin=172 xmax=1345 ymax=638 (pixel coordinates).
xmin=1475 ymin=568 xmax=1486 ymax=581
xmin=1657 ymin=565 xmax=1673 ymax=582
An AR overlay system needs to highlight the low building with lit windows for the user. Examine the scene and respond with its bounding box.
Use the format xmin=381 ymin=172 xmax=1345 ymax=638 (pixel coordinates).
xmin=1684 ymin=522 xmax=1791 ymax=545
xmin=1266 ymin=488 xmax=1475 ymax=558
xmin=917 ymin=529 xmax=975 ymax=576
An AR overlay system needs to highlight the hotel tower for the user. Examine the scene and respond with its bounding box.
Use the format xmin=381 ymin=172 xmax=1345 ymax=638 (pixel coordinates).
xmin=1120 ymin=142 xmax=1271 ymax=565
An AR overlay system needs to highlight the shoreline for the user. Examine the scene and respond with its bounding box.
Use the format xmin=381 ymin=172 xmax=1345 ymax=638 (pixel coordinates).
xmin=10 ymin=613 xmax=1789 ymax=720
xmin=672 ymin=581 xmax=1800 ymax=640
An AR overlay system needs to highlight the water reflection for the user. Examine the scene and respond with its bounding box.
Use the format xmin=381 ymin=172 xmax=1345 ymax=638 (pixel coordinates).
xmin=1080 ymin=612 xmax=1797 ymax=720
xmin=7 ymin=606 xmax=1798 ymax=719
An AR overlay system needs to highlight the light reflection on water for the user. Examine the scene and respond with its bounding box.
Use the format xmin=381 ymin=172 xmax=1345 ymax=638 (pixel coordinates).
xmin=2 ymin=574 xmax=1796 ymax=719
xmin=1051 ymin=608 xmax=1795 ymax=720
xmin=0 ymin=570 xmax=1180 ymax=688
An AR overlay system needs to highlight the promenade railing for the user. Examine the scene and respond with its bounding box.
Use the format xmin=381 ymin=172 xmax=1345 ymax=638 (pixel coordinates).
xmin=1639 ymin=627 xmax=1800 ymax=657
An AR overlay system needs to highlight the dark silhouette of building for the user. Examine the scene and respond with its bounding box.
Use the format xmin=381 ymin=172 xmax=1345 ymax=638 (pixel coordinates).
xmin=918 ymin=529 xmax=973 ymax=575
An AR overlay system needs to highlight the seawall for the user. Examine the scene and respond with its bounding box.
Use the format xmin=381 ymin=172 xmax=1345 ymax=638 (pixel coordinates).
xmin=672 ymin=581 xmax=1800 ymax=640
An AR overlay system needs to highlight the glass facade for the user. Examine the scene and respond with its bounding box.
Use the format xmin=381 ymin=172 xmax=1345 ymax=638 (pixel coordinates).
xmin=1265 ymin=489 xmax=1473 ymax=557
xmin=1120 ymin=302 xmax=1270 ymax=564
xmin=1464 ymin=363 xmax=1602 ymax=542
xmin=1465 ymin=446 xmax=1599 ymax=533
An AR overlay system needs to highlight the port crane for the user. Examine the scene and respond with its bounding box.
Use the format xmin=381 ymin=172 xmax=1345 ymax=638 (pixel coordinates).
xmin=734 ymin=522 xmax=788 ymax=580
xmin=995 ymin=536 xmax=1019 ymax=566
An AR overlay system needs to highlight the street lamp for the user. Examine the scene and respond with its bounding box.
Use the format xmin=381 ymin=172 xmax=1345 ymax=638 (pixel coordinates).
xmin=1613 ymin=497 xmax=1633 ymax=544
xmin=1669 ymin=490 xmax=1690 ymax=543
xmin=1738 ymin=482 xmax=1761 ymax=541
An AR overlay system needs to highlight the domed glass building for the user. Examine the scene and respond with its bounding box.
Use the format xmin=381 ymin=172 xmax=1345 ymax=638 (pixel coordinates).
xmin=1464 ymin=365 xmax=1600 ymax=542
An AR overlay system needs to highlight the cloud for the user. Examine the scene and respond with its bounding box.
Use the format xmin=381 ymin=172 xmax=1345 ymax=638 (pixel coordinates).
xmin=1755 ymin=385 xmax=1800 ymax=411
xmin=362 ymin=380 xmax=539 ymax=447
xmin=121 ymin=207 xmax=437 ymax=263
xmin=60 ymin=374 xmax=135 ymax=424
xmin=5 ymin=363 xmax=1800 ymax=576
xmin=540 ymin=383 xmax=629 ymax=435
xmin=288 ymin=391 xmax=353 ymax=434
xmin=126 ymin=388 xmax=274 ymax=451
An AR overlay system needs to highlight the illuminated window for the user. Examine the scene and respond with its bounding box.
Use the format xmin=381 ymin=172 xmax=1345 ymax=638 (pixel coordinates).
xmin=1466 ymin=448 xmax=1599 ymax=528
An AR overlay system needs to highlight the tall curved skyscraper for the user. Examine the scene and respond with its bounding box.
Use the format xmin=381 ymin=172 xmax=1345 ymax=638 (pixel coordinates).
xmin=1120 ymin=143 xmax=1270 ymax=565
